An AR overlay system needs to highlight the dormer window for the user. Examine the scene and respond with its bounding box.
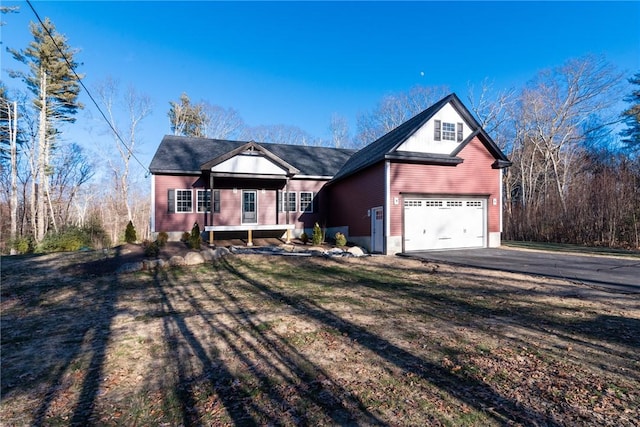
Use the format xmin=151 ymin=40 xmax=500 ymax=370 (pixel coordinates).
xmin=434 ymin=120 xmax=464 ymax=142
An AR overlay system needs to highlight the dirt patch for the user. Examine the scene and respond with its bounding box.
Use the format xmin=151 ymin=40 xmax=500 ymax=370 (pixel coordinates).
xmin=1 ymin=253 xmax=638 ymax=426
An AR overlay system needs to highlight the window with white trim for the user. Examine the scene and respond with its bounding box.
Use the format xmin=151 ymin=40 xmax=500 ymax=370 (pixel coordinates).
xmin=197 ymin=190 xmax=210 ymax=213
xmin=300 ymin=192 xmax=314 ymax=213
xmin=278 ymin=191 xmax=297 ymax=212
xmin=442 ymin=122 xmax=456 ymax=141
xmin=176 ymin=189 xmax=193 ymax=213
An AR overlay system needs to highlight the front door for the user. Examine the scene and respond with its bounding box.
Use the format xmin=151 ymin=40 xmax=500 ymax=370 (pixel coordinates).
xmin=242 ymin=190 xmax=257 ymax=224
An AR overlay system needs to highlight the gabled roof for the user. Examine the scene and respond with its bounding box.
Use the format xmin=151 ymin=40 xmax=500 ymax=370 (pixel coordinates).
xmin=200 ymin=141 xmax=300 ymax=176
xmin=149 ymin=135 xmax=355 ymax=177
xmin=330 ymin=93 xmax=510 ymax=183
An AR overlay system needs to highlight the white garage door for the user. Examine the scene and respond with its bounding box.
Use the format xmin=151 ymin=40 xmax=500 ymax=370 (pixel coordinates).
xmin=404 ymin=198 xmax=486 ymax=251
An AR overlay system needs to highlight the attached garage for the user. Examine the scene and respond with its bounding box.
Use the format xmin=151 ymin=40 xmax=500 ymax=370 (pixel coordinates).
xmin=403 ymin=197 xmax=487 ymax=251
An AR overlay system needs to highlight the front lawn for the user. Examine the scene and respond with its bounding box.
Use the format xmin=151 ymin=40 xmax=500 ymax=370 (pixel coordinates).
xmin=1 ymin=253 xmax=638 ymax=425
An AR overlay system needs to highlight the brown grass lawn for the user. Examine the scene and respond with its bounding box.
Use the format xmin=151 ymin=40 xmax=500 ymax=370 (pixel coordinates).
xmin=1 ymin=251 xmax=639 ymax=426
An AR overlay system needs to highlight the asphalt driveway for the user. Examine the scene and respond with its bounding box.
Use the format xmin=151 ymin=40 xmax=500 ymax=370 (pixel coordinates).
xmin=404 ymin=248 xmax=640 ymax=294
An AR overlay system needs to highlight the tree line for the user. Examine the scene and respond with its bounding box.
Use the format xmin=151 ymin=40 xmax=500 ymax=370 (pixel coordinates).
xmin=1 ymin=10 xmax=639 ymax=253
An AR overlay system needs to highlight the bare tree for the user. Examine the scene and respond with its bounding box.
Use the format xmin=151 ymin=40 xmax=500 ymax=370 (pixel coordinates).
xmin=329 ymin=113 xmax=350 ymax=148
xmin=95 ymin=78 xmax=152 ymax=243
xmin=202 ymin=102 xmax=244 ymax=139
xmin=240 ymin=124 xmax=320 ymax=146
xmin=355 ymin=85 xmax=450 ymax=147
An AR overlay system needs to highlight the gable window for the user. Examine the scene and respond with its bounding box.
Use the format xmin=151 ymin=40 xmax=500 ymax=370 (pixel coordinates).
xmin=278 ymin=191 xmax=297 ymax=212
xmin=442 ymin=122 xmax=456 ymax=141
xmin=176 ymin=189 xmax=193 ymax=213
xmin=300 ymin=192 xmax=314 ymax=213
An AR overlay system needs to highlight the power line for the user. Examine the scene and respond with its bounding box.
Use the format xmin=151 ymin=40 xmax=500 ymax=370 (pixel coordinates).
xmin=25 ymin=0 xmax=150 ymax=176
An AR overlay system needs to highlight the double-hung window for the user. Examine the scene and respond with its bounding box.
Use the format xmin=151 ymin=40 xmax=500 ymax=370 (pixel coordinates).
xmin=196 ymin=189 xmax=220 ymax=213
xmin=279 ymin=191 xmax=297 ymax=212
xmin=442 ymin=122 xmax=456 ymax=141
xmin=197 ymin=190 xmax=210 ymax=213
xmin=176 ymin=189 xmax=193 ymax=213
xmin=300 ymin=192 xmax=314 ymax=213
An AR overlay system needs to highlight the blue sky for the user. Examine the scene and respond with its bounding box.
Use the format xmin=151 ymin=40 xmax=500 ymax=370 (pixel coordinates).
xmin=2 ymin=1 xmax=639 ymax=173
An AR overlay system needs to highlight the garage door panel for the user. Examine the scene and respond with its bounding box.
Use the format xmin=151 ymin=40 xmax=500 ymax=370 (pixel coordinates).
xmin=404 ymin=198 xmax=486 ymax=251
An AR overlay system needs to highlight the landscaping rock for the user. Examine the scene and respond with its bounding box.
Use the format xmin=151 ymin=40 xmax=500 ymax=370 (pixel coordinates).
xmin=347 ymin=246 xmax=366 ymax=257
xmin=184 ymin=252 xmax=205 ymax=265
xmin=143 ymin=259 xmax=167 ymax=270
xmin=116 ymin=262 xmax=143 ymax=274
xmin=169 ymin=255 xmax=185 ymax=266
xmin=213 ymin=247 xmax=231 ymax=259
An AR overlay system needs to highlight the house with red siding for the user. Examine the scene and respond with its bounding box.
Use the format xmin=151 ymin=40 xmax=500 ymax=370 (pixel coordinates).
xmin=149 ymin=93 xmax=511 ymax=254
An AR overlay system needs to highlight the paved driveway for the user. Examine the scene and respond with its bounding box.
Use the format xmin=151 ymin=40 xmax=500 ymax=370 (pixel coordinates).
xmin=404 ymin=248 xmax=640 ymax=294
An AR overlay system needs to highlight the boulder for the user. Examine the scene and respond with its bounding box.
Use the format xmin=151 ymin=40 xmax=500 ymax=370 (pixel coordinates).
xmin=169 ymin=255 xmax=185 ymax=266
xmin=143 ymin=259 xmax=167 ymax=270
xmin=347 ymin=246 xmax=366 ymax=257
xmin=184 ymin=252 xmax=205 ymax=265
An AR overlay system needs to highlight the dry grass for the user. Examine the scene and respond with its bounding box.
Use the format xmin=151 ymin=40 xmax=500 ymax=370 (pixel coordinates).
xmin=1 ymin=252 xmax=638 ymax=426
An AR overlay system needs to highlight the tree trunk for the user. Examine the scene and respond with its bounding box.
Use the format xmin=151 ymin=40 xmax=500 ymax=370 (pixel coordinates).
xmin=9 ymin=101 xmax=18 ymax=254
xmin=36 ymin=70 xmax=47 ymax=242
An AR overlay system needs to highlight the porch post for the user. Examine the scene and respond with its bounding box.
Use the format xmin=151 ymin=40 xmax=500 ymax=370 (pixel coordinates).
xmin=247 ymin=229 xmax=253 ymax=246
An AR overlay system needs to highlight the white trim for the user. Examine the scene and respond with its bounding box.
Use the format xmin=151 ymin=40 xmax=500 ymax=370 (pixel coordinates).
xmin=175 ymin=189 xmax=193 ymax=213
xmin=205 ymin=224 xmax=294 ymax=232
xmin=384 ymin=160 xmax=391 ymax=252
xmin=241 ymin=190 xmax=258 ymax=224
xmin=499 ymin=170 xmax=504 ymax=233
xmin=150 ymin=175 xmax=156 ymax=232
xmin=292 ymin=175 xmax=333 ymax=180
xmin=196 ymin=189 xmax=211 ymax=213
xmin=300 ymin=191 xmax=314 ymax=213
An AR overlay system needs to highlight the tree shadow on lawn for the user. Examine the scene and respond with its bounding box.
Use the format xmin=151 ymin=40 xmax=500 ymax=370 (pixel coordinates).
xmin=150 ymin=266 xmax=386 ymax=426
xmin=1 ymin=247 xmax=124 ymax=426
xmin=338 ymin=258 xmax=639 ymax=382
xmin=218 ymin=257 xmax=561 ymax=426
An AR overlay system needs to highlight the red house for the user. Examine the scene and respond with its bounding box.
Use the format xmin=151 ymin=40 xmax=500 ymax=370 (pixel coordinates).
xmin=149 ymin=94 xmax=511 ymax=254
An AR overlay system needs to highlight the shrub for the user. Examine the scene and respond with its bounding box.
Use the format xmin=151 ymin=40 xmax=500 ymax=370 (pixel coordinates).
xmin=299 ymin=232 xmax=309 ymax=244
xmin=335 ymin=232 xmax=347 ymax=247
xmin=11 ymin=236 xmax=34 ymax=254
xmin=181 ymin=232 xmax=191 ymax=242
xmin=189 ymin=222 xmax=202 ymax=250
xmin=125 ymin=220 xmax=137 ymax=243
xmin=157 ymin=231 xmax=169 ymax=247
xmin=143 ymin=240 xmax=160 ymax=257
xmin=312 ymin=222 xmax=323 ymax=245
xmin=38 ymin=226 xmax=87 ymax=253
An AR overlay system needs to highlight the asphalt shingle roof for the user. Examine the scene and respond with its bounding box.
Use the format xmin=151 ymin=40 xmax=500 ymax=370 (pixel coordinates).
xmin=149 ymin=135 xmax=355 ymax=177
xmin=149 ymin=94 xmax=510 ymax=179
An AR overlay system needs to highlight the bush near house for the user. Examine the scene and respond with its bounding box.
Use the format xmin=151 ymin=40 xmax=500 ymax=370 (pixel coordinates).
xmin=189 ymin=222 xmax=202 ymax=250
xmin=312 ymin=222 xmax=323 ymax=245
xmin=335 ymin=232 xmax=347 ymax=247
xmin=125 ymin=221 xmax=137 ymax=244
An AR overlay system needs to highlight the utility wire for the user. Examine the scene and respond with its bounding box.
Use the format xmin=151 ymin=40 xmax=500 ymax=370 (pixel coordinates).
xmin=25 ymin=0 xmax=150 ymax=176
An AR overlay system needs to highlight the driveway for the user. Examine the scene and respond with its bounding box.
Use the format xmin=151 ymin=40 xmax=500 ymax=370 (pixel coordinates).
xmin=404 ymin=248 xmax=640 ymax=294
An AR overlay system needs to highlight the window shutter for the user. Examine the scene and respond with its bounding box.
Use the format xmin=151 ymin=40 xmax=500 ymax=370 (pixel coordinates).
xmin=213 ymin=190 xmax=220 ymax=213
xmin=457 ymin=123 xmax=463 ymax=142
xmin=167 ymin=189 xmax=175 ymax=213
xmin=434 ymin=120 xmax=441 ymax=141
xmin=312 ymin=192 xmax=318 ymax=213
xmin=277 ymin=190 xmax=282 ymax=212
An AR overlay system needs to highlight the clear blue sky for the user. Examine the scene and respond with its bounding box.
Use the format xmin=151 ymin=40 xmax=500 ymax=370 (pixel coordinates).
xmin=2 ymin=1 xmax=639 ymax=173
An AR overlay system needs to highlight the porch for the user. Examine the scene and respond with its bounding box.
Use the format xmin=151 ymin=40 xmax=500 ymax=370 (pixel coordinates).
xmin=205 ymin=224 xmax=295 ymax=247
